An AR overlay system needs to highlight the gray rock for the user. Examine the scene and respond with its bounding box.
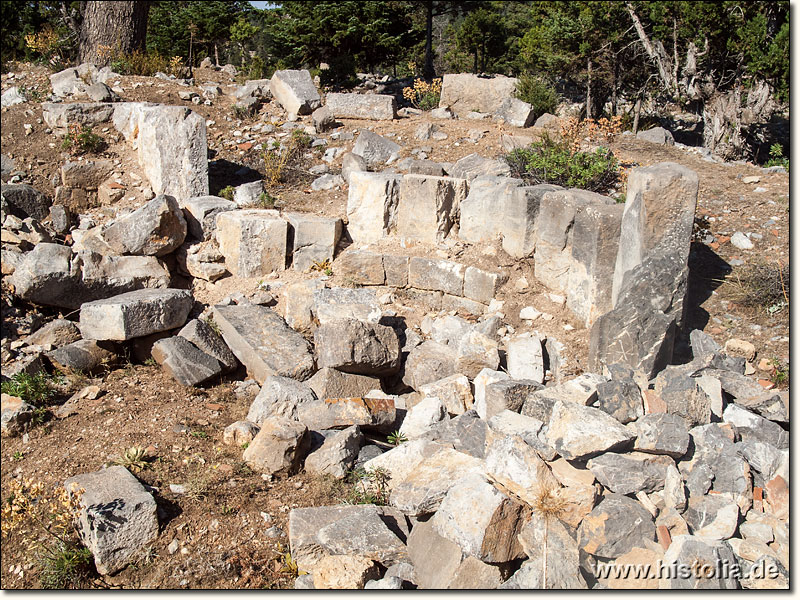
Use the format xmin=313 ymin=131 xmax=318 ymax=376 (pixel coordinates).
xmin=418 ymin=374 xmax=472 ymax=415
xmin=723 ymin=404 xmax=788 ymax=449
xmin=46 ymin=339 xmax=117 ymax=375
xmin=458 ymin=175 xmax=524 ymax=245
xmin=709 ymin=454 xmax=753 ymax=513
xmin=23 ymin=318 xmax=81 ymax=348
xmin=269 ymin=69 xmax=321 ymax=115
xmin=660 ymin=535 xmax=738 ymax=588
xmin=533 ymin=113 xmax=560 ymax=129
xmin=689 ymin=329 xmax=722 ymax=361
xmin=50 ymin=67 xmax=88 ymax=97
xmin=345 ymin=171 xmax=401 ymax=243
xmin=181 ymin=196 xmax=235 ymax=241
xmin=223 ymin=420 xmax=260 ymax=446
xmin=289 ymin=504 xmax=408 ymax=572
xmin=78 ymin=289 xmax=192 ymax=341
xmin=314 ymin=318 xmax=400 ymax=376
xmin=710 ymin=369 xmax=786 ymax=422
xmin=684 ymin=494 xmax=740 ymax=540
xmin=417 ymin=409 xmax=487 ymax=458
xmin=296 ymin=397 xmax=396 ymax=433
xmin=1 ymin=184 xmax=51 ymax=221
xmin=1 ymin=394 xmax=34 ymax=437
xmin=65 ymin=466 xmax=159 ymax=575
xmin=587 ymin=452 xmax=675 ymax=495
xmin=1 ymin=86 xmax=26 ymax=108
xmin=447 ymin=153 xmax=511 ymax=181
xmin=86 ymin=82 xmax=114 ymax=102
xmin=364 ymin=575 xmax=404 ymax=589
xmin=547 ymin=400 xmax=636 ymax=460
xmin=399 ymin=396 xmax=448 ymax=438
xmin=177 ymin=318 xmax=237 ymax=373
xmin=513 ymin=514 xmax=587 ymax=589
xmin=395 ymin=157 xmax=446 ymax=176
xmin=311 ymin=105 xmax=335 ymax=132
xmin=629 ymin=413 xmax=690 ymax=457
xmin=307 ymin=367 xmax=381 ymax=401
xmin=215 ymin=209 xmax=287 ymax=277
xmin=242 ymin=416 xmax=310 ymax=475
xmin=487 ymin=410 xmax=554 ymax=459
xmin=397 ymin=175 xmax=467 ymax=244
xmin=101 ymin=194 xmax=187 ymax=256
xmin=484 ymin=433 xmax=560 ymax=505
xmin=304 ymin=425 xmax=364 ymax=478
xmin=352 ymin=130 xmax=401 ymax=168
xmin=652 ymin=365 xmax=713 ymax=426
xmin=211 ymin=304 xmax=315 ymax=383
xmin=595 ymin=379 xmax=643 ymax=423
xmin=735 ymin=440 xmax=784 ymax=484
xmin=1 ymin=153 xmax=15 ymax=178
xmin=49 ymin=205 xmax=72 ymax=234
xmin=60 ymin=160 xmax=113 ymax=189
xmin=248 ymin=375 xmax=317 ymax=423
xmin=312 ymin=286 xmax=381 ymax=325
xmin=636 ymin=126 xmax=675 ymax=145
xmin=42 ymin=102 xmax=114 ymax=134
xmin=405 ymin=518 xmax=464 ymax=589
xmin=438 ymin=73 xmax=518 ymax=116
xmin=340 ymin=152 xmax=368 ymax=184
xmin=578 ymin=494 xmax=656 ymax=559
xmin=284 ymin=212 xmax=342 ymax=272
xmin=401 ymin=340 xmax=458 ymax=390
xmin=151 ymin=336 xmax=221 ymax=386
xmin=494 ymin=97 xmax=535 ymax=127
xmin=325 ymin=93 xmax=397 ymax=121
xmin=506 ymin=333 xmax=545 ymax=383
xmin=479 ymin=379 xmax=542 ymax=421
xmin=407 ymin=256 xmax=464 ymax=295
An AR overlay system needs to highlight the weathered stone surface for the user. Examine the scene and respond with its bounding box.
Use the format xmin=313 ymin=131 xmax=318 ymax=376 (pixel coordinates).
xmin=723 ymin=403 xmax=788 ymax=449
xmin=310 ymin=554 xmax=380 ymax=589
xmin=335 ymin=250 xmax=385 ymax=285
xmin=284 ymin=212 xmax=342 ymax=272
xmin=578 ymin=493 xmax=656 ymax=559
xmin=462 ymin=266 xmax=506 ymax=304
xmin=389 ymin=447 xmax=484 ymax=516
xmin=281 ymin=278 xmax=325 ymax=331
xmin=595 ymin=378 xmax=643 ymax=424
xmin=1 ymin=183 xmax=52 ymax=221
xmin=659 ymin=535 xmax=738 ymax=589
xmin=566 ymin=202 xmax=624 ymax=327
xmin=242 ymin=416 xmax=310 ymax=475
xmin=175 ymin=240 xmax=228 ymax=282
xmin=636 ymin=126 xmax=675 ymax=146
xmin=314 ymin=318 xmax=400 ymax=376
xmin=418 ymin=410 xmax=488 ymax=459
xmin=547 ymin=400 xmax=635 ymax=460
xmin=542 ymin=373 xmax=606 ymax=406
xmin=215 ymin=209 xmax=287 ymax=277
xmin=684 ymin=495 xmax=739 ymax=540
xmin=506 ymin=333 xmax=545 ymax=383
xmin=651 ymin=366 xmax=713 ymax=426
xmin=151 ymin=336 xmax=221 ymax=386
xmin=589 ymin=251 xmax=688 ymax=379
xmin=431 ymin=472 xmax=525 ymax=563
xmin=735 ymin=440 xmax=785 ymax=485
xmin=407 ymin=257 xmax=464 ymax=296
xmin=402 ymin=341 xmax=458 ymax=390
xmin=513 ymin=514 xmax=587 ymax=589
xmin=325 ymin=92 xmax=397 ymax=120
xmin=181 ymin=196 xmax=235 ymax=241
xmin=1 ymin=394 xmax=34 ymax=437
xmin=611 ymin=163 xmax=698 ymax=308
xmin=711 ymin=369 xmax=787 ymax=422
xmin=345 ymin=171 xmax=402 ymax=244
xmin=46 ymin=339 xmax=117 ymax=374
xmin=629 ymin=413 xmax=690 ymax=457
xmin=419 ymin=374 xmax=472 ymax=415
xmin=499 ymin=184 xmax=560 ymax=258
xmin=78 ymin=289 xmax=192 ymax=341
xmin=495 ymin=97 xmax=535 ymax=127
xmin=361 ymin=438 xmax=441 ymax=486
xmin=23 ymin=318 xmax=81 ymax=348
xmin=211 ymin=304 xmax=315 ymax=383
xmin=458 ymin=176 xmax=523 ymax=244
xmin=484 ymin=434 xmax=560 ymax=504
xmin=400 ymin=396 xmax=448 ymax=438
xmin=455 ymin=331 xmax=499 ymax=379
xmin=100 ymin=194 xmax=187 ymax=257
xmin=396 ymin=157 xmax=446 ymax=177
xmin=406 ymin=518 xmax=464 ymax=589
xmin=311 ymin=105 xmax=334 ymax=132
xmin=352 ymin=130 xmax=401 ymax=168
xmin=269 ymin=69 xmax=321 ymax=115
xmin=439 ymin=73 xmax=518 ymax=116
xmin=60 ymin=160 xmax=112 ymax=189
xmin=587 ymin=452 xmax=674 ymax=495
xmin=447 ymin=153 xmax=511 ymax=181
xmin=50 ymin=67 xmax=88 ymax=97
xmin=305 ymin=425 xmax=364 ymax=478
xmin=247 ymin=375 xmax=316 ymax=422
xmin=177 ymin=318 xmax=237 ymax=373
xmin=364 ymin=575 xmax=405 ymax=590
xmin=478 ymin=379 xmax=541 ymax=421
xmin=340 ymin=151 xmax=368 ymax=184
xmin=223 ymin=420 xmax=260 ymax=446
xmin=297 ymin=397 xmax=396 ymax=433
xmin=397 ymin=175 xmax=467 ymax=244
xmin=307 ymin=368 xmax=379 ymax=402
xmin=65 ymin=466 xmax=159 ymax=575
xmin=289 ymin=504 xmax=408 ymax=572
xmin=42 ymin=102 xmax=114 ymax=134
xmin=486 ymin=410 xmax=552 ymax=458
xmin=313 ymin=287 xmax=382 ymax=325
xmin=1 ymin=86 xmax=26 ymax=108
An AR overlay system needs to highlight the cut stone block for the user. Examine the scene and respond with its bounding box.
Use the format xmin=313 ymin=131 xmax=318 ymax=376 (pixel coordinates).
xmin=296 ymin=397 xmax=396 ymax=433
xmin=407 ymin=257 xmax=464 ymax=296
xmin=458 ymin=176 xmax=522 ymax=244
xmin=100 ymin=194 xmax=187 ymax=257
xmin=78 ymin=288 xmax=193 ymax=341
xmin=336 ymin=250 xmax=385 ymax=285
xmin=506 ymin=333 xmax=545 ymax=383
xmin=269 ymin=69 xmax=321 ymax=115
xmin=242 ymin=416 xmax=310 ymax=475
xmin=181 ymin=195 xmax=235 ymax=240
xmin=46 ymin=339 xmax=117 ymax=375
xmin=346 ymin=171 xmax=401 ymax=244
xmin=463 ymin=266 xmax=507 ymax=304
xmin=308 ymin=368 xmax=381 ymax=401
xmin=284 ymin=212 xmax=342 ymax=272
xmin=177 ymin=318 xmax=238 ymax=373
xmin=439 ymin=73 xmax=518 ymax=116
xmin=325 ymin=92 xmax=397 ymax=120
xmin=151 ymin=336 xmax=222 ymax=386
xmin=314 ymin=318 xmax=401 ymax=376
xmin=352 ymin=130 xmax=401 ymax=168
xmin=397 ymin=174 xmax=468 ymax=244
xmin=312 ymin=287 xmax=382 ymax=325
xmin=215 ymin=209 xmax=288 ymax=277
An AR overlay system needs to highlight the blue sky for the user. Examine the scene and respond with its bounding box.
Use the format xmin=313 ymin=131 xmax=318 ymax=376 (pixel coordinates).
xmin=249 ymin=1 xmax=277 ymax=9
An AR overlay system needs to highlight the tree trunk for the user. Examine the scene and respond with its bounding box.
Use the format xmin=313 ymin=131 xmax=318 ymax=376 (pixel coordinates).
xmin=79 ymin=1 xmax=150 ymax=66
xmin=214 ymin=43 xmax=220 ymax=67
xmin=586 ymin=57 xmax=592 ymax=120
xmin=626 ymin=2 xmax=675 ymax=97
xmin=423 ymin=1 xmax=435 ymax=79
xmin=632 ymin=96 xmax=642 ymax=134
xmin=611 ymin=59 xmax=618 ymax=116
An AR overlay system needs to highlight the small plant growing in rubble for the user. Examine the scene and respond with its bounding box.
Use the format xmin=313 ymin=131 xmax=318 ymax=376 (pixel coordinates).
xmin=111 ymin=446 xmax=149 ymax=472
xmin=402 ymin=77 xmax=442 ymax=110
xmin=61 ymin=123 xmax=104 ymax=155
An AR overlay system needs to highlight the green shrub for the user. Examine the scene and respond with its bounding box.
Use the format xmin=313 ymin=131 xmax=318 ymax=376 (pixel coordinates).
xmin=765 ymin=143 xmax=789 ymax=171
xmin=218 ymin=185 xmax=235 ymax=201
xmin=505 ymin=134 xmax=619 ymax=193
xmin=61 ymin=124 xmax=104 ymax=155
xmin=514 ymin=74 xmax=559 ymax=118
xmin=1 ymin=372 xmax=58 ymax=406
xmin=37 ymin=541 xmax=94 ymax=589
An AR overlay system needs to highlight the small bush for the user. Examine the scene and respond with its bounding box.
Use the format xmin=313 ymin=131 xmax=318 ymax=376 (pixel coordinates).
xmin=514 ymin=74 xmax=559 ymax=118
xmin=218 ymin=185 xmax=235 ymax=201
xmin=108 ymin=48 xmax=184 ymax=77
xmin=1 ymin=372 xmax=58 ymax=406
xmin=721 ymin=260 xmax=789 ymax=315
xmin=262 ymin=130 xmax=310 ymax=187
xmin=343 ymin=467 xmax=390 ymax=505
xmin=765 ymin=143 xmax=789 ymax=171
xmin=402 ymin=78 xmax=442 ymax=111
xmin=61 ymin=123 xmax=104 ymax=155
xmin=37 ymin=541 xmax=94 ymax=589
xmin=111 ymin=447 xmax=149 ymax=472
xmin=506 ymin=133 xmax=619 ymax=193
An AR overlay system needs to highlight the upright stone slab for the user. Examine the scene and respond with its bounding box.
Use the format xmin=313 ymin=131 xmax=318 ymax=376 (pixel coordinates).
xmin=211 ymin=304 xmax=315 ymax=383
xmin=565 ymin=202 xmax=624 ymax=327
xmin=439 ymin=73 xmax=518 ymax=116
xmin=181 ymin=196 xmax=236 ymax=240
xmin=396 ymin=174 xmax=468 ymax=244
xmin=284 ymin=212 xmax=342 ymax=272
xmin=346 ymin=172 xmax=401 ymax=244
xmin=535 ymin=188 xmax=615 ymax=293
xmin=269 ymin=69 xmax=321 ymax=115
xmin=501 ymin=184 xmax=561 ymax=258
xmin=325 ymin=93 xmax=397 ymax=120
xmin=215 ymin=209 xmax=288 ymax=277
xmin=458 ymin=176 xmax=522 ymax=244
xmin=611 ymin=163 xmax=699 ymax=308
xmin=78 ymin=289 xmax=193 ymax=341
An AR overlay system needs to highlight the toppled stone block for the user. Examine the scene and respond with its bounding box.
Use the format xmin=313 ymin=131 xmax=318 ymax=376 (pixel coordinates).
xmin=304 ymin=425 xmax=364 ymax=479
xmin=494 ymin=97 xmax=535 ymax=127
xmin=181 ymin=196 xmax=236 ymax=240
xmin=587 ymin=452 xmax=675 ymax=495
xmin=419 ymin=374 xmax=472 ymax=415
xmin=1 ymin=394 xmax=34 ymax=437
xmin=506 ymin=333 xmax=545 ymax=383
xmin=346 ymin=172 xmax=402 ymax=244
xmin=636 ymin=126 xmax=675 ymax=146
xmin=248 ymin=375 xmax=317 ymax=422
xmin=297 ymin=397 xmax=396 ymax=433
xmin=463 ymin=266 xmax=506 ymax=304
xmin=151 ymin=335 xmax=222 ymax=386
xmin=447 ymin=153 xmax=511 ymax=181
xmin=402 ymin=340 xmax=459 ymax=390
xmin=100 ymin=194 xmax=187 ymax=256
xmin=352 ymin=130 xmax=401 ymax=168
xmin=212 ymin=304 xmax=315 ymax=383
xmin=439 ymin=74 xmax=518 ymax=116
xmin=308 ymin=368 xmax=381 ymax=402
xmin=325 ymin=93 xmax=397 ymax=121
xmin=23 ymin=318 xmax=81 ymax=348
xmin=78 ymin=289 xmax=193 ymax=341
xmin=336 ymin=250 xmax=385 ymax=285
xmin=177 ymin=318 xmax=237 ymax=373
xmin=270 ymin=69 xmax=321 ymax=115
xmin=215 ymin=209 xmax=287 ymax=277
xmin=546 ymin=399 xmax=635 ymax=460
xmin=311 ymin=555 xmax=380 ymax=589
xmin=578 ymin=493 xmax=656 ymax=559
xmin=243 ymin=416 xmax=310 ymax=475
xmin=397 ymin=174 xmax=468 ymax=243
xmin=314 ymin=318 xmax=401 ymax=376
xmin=46 ymin=339 xmax=117 ymax=375
xmin=1 ymin=183 xmax=52 ymax=221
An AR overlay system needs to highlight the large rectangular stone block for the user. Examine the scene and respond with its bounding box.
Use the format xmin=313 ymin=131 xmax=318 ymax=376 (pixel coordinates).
xmin=215 ymin=209 xmax=288 ymax=277
xmin=566 ymin=203 xmax=624 ymax=327
xmin=463 ymin=266 xmax=507 ymax=304
xmin=439 ymin=73 xmax=518 ymax=116
xmin=408 ymin=257 xmax=464 ymax=296
xmin=269 ymin=69 xmax=321 ymax=115
xmin=397 ymin=174 xmax=468 ymax=244
xmin=346 ymin=172 xmax=401 ymax=244
xmin=458 ymin=176 xmax=523 ymax=245
xmin=284 ymin=212 xmax=342 ymax=272
xmin=180 ymin=196 xmax=236 ymax=241
xmin=325 ymin=93 xmax=397 ymax=121
xmin=501 ymin=184 xmax=562 ymax=258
